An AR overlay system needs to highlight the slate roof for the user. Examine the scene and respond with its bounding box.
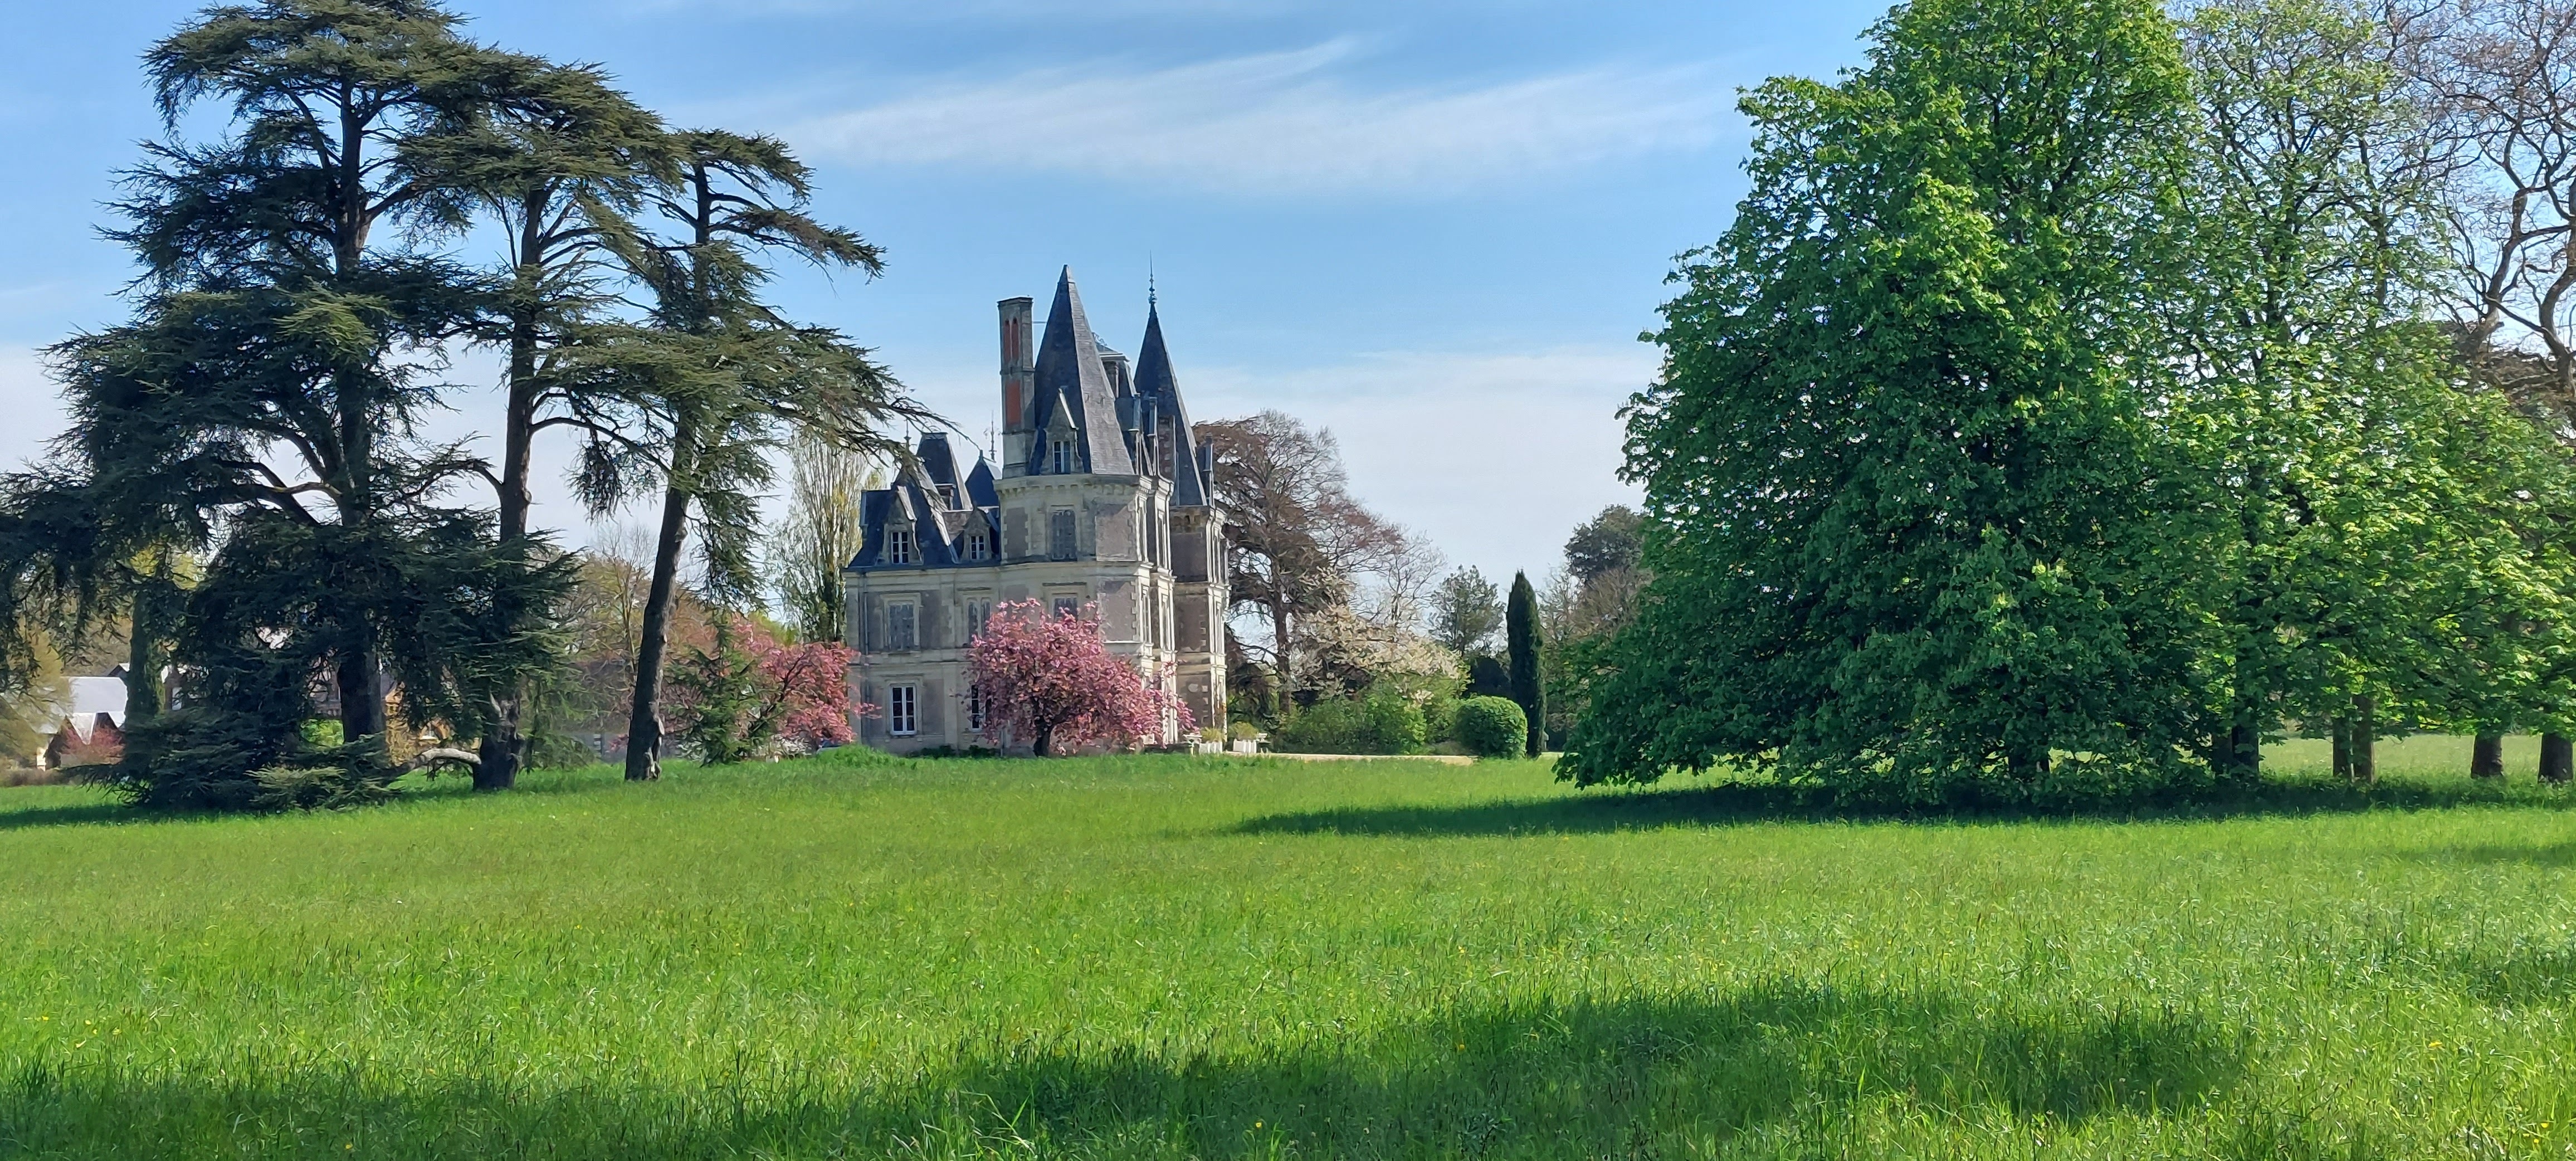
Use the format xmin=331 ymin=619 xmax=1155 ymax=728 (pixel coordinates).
xmin=847 ymin=269 xmax=1218 ymax=577
xmin=1133 ymin=304 xmax=1208 ymax=507
xmin=1028 ymin=267 xmax=1137 ymax=476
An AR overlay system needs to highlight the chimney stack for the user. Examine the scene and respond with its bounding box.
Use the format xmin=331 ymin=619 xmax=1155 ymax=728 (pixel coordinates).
xmin=998 ymin=296 xmax=1035 ymax=433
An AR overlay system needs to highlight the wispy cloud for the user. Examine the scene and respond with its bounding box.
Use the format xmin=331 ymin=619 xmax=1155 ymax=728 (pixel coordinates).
xmin=787 ymin=42 xmax=1735 ymax=197
xmin=1190 ymin=344 xmax=1653 ymax=578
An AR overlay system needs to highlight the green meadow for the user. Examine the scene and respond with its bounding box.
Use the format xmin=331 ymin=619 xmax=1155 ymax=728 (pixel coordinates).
xmin=7 ymin=740 xmax=2576 ymax=1158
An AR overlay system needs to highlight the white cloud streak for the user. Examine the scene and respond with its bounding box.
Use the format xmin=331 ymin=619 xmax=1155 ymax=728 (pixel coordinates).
xmin=788 ymin=42 xmax=1734 ymax=196
xmin=1189 ymin=345 xmax=1653 ymax=581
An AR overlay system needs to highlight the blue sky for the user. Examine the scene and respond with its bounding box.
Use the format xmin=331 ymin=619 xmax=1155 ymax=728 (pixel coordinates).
xmin=0 ymin=0 xmax=1890 ymax=587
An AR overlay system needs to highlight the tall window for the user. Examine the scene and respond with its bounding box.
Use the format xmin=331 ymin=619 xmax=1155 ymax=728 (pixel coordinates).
xmin=1052 ymin=596 xmax=1082 ymax=621
xmin=1050 ymin=437 xmax=1075 ymax=474
xmin=885 ymin=525 xmax=916 ymax=565
xmin=965 ymin=600 xmax=992 ymax=642
xmin=887 ymin=601 xmax=918 ymax=650
xmin=887 ymin=684 xmax=917 ymax=736
xmin=1048 ymin=509 xmax=1077 ymax=560
xmin=965 ymin=526 xmax=991 ymax=562
xmin=965 ymin=685 xmax=984 ymax=733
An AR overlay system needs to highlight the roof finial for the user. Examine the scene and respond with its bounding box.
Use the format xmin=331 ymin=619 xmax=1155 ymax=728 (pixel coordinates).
xmin=1148 ymin=255 xmax=1157 ymax=310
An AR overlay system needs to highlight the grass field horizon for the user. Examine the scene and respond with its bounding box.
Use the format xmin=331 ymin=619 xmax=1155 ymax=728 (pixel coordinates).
xmin=8 ymin=738 xmax=2576 ymax=1157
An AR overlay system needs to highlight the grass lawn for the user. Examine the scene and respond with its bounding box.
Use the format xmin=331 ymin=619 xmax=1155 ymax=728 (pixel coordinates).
xmin=6 ymin=738 xmax=2576 ymax=1158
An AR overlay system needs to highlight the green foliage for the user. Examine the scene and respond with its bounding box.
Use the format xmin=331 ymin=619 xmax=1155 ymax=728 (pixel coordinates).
xmin=1563 ymin=0 xmax=2301 ymax=803
xmin=1563 ymin=506 xmax=1644 ymax=584
xmin=1455 ymin=696 xmax=1529 ymax=759
xmin=1275 ymin=686 xmax=1426 ymax=755
xmin=1427 ymin=567 xmax=1504 ymax=657
xmin=670 ymin=617 xmax=767 ymax=765
xmin=1467 ymin=654 xmax=1509 ymax=699
xmin=8 ymin=745 xmax=2576 ymax=1156
xmin=1506 ymin=572 xmax=1544 ymax=758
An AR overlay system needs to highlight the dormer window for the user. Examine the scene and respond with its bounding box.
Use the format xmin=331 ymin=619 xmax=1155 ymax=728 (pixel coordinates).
xmin=885 ymin=526 xmax=916 ymax=565
xmin=1050 ymin=436 xmax=1075 ymax=475
xmin=938 ymin=484 xmax=959 ymax=509
xmin=965 ymin=525 xmax=991 ymax=562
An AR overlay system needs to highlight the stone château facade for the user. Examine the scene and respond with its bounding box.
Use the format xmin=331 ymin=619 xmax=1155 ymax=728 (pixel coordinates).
xmin=843 ymin=267 xmax=1229 ymax=752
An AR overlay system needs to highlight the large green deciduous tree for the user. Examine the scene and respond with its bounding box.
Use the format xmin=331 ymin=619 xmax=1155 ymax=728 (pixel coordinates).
xmin=1561 ymin=0 xmax=2216 ymax=801
xmin=2173 ymin=0 xmax=2576 ymax=784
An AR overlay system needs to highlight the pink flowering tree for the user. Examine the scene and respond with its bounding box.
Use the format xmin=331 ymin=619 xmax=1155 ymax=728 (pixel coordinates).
xmin=667 ymin=616 xmax=857 ymax=763
xmin=967 ymin=600 xmax=1192 ymax=756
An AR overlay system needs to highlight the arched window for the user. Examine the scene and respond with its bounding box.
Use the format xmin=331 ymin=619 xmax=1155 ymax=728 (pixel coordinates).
xmin=965 ymin=525 xmax=991 ymax=562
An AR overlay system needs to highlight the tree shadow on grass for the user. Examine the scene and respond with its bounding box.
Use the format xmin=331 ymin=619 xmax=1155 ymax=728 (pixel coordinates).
xmin=1231 ymin=775 xmax=2576 ymax=838
xmin=0 ymin=800 xmax=140 ymax=832
xmin=0 ymin=983 xmax=2250 ymax=1160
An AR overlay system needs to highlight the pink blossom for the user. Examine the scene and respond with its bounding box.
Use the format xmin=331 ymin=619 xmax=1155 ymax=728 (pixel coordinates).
xmin=965 ymin=600 xmax=1193 ymax=755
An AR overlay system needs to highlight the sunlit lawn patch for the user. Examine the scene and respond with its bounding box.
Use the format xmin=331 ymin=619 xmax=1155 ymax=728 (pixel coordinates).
xmin=3 ymin=740 xmax=2574 ymax=1158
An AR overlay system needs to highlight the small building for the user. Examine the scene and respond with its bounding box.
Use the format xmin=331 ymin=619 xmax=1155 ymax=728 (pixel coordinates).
xmin=842 ymin=267 xmax=1231 ymax=752
xmin=42 ymin=675 xmax=129 ymax=769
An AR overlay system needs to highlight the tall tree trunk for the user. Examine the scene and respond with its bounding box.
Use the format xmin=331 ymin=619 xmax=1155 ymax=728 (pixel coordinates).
xmin=2544 ymin=733 xmax=2573 ymax=784
xmin=1270 ymin=603 xmax=1292 ymax=718
xmin=2224 ymin=715 xmax=2260 ymax=782
xmin=2350 ymin=697 xmax=2375 ymax=785
xmin=331 ymin=114 xmax=385 ymax=754
xmin=122 ymin=558 xmax=173 ymax=731
xmin=2331 ymin=719 xmax=2351 ymax=780
xmin=624 ymin=423 xmax=697 ymax=782
xmin=338 ymin=652 xmax=385 ymax=744
xmin=477 ymin=242 xmax=547 ymax=793
xmin=2472 ymin=732 xmax=2505 ymax=779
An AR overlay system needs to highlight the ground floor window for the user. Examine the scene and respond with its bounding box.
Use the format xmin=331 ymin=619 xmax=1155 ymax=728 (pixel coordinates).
xmin=1052 ymin=596 xmax=1082 ymax=621
xmin=965 ymin=684 xmax=984 ymax=732
xmin=888 ymin=684 xmax=918 ymax=736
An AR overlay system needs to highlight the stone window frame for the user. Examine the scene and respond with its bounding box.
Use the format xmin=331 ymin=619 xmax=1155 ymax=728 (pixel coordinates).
xmin=964 ymin=599 xmax=993 ymax=643
xmin=886 ymin=524 xmax=916 ymax=565
xmin=887 ymin=683 xmax=918 ymax=736
xmin=1050 ymin=437 xmax=1076 ymax=475
xmin=964 ymin=523 xmax=991 ymax=562
xmin=887 ymin=599 xmax=918 ymax=651
xmin=1048 ymin=508 xmax=1078 ymax=561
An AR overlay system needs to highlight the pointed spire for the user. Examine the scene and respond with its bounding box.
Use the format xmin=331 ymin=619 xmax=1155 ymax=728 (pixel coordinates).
xmin=1132 ymin=290 xmax=1206 ymax=506
xmin=1028 ymin=266 xmax=1135 ymax=475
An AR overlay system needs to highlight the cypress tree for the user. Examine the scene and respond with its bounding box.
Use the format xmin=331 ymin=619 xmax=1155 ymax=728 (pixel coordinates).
xmin=1506 ymin=570 xmax=1543 ymax=758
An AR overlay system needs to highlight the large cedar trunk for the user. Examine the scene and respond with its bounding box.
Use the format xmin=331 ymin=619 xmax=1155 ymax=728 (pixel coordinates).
xmin=2349 ymin=697 xmax=2376 ymax=785
xmin=479 ymin=208 xmax=547 ymax=794
xmin=624 ymin=452 xmax=696 ymax=782
xmin=339 ymin=651 xmax=386 ymax=745
xmin=2330 ymin=719 xmax=2351 ymax=780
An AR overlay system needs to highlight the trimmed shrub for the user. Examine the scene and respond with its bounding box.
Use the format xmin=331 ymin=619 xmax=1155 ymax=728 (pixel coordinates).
xmin=1276 ymin=687 xmax=1426 ymax=755
xmin=1456 ymin=696 xmax=1528 ymax=760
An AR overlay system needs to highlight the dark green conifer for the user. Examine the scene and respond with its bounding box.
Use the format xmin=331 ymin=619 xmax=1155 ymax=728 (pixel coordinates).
xmin=1506 ymin=571 xmax=1543 ymax=758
